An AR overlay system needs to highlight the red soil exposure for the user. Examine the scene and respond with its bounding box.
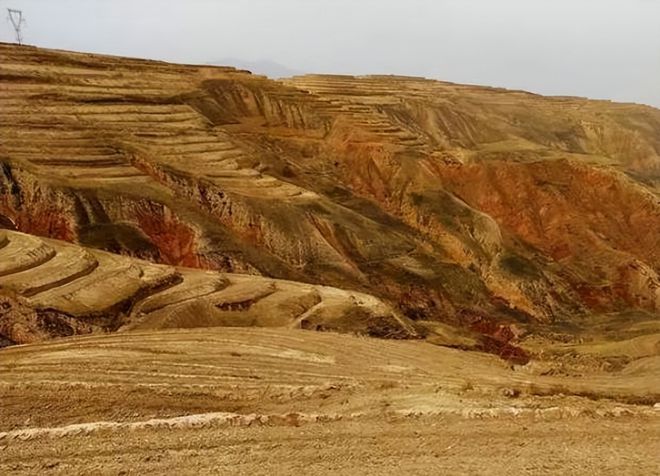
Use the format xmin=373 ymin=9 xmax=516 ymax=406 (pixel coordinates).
xmin=434 ymin=160 xmax=660 ymax=311
xmin=135 ymin=205 xmax=207 ymax=269
xmin=461 ymin=311 xmax=529 ymax=365
xmin=0 ymin=201 xmax=75 ymax=242
xmin=574 ymin=284 xmax=617 ymax=312
xmin=435 ymin=160 xmax=660 ymax=267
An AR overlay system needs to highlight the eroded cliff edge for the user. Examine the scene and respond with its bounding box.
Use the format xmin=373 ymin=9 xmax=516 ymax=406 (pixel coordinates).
xmin=1 ymin=44 xmax=658 ymax=349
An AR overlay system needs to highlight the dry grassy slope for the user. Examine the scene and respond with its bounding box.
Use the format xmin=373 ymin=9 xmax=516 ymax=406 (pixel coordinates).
xmin=1 ymin=43 xmax=659 ymax=333
xmin=0 ymin=230 xmax=413 ymax=345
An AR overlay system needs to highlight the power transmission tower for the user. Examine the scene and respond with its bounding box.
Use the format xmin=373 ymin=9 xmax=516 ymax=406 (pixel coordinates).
xmin=7 ymin=8 xmax=25 ymax=45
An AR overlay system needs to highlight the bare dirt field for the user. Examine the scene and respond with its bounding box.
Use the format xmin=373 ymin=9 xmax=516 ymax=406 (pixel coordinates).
xmin=1 ymin=328 xmax=658 ymax=474
xmin=2 ymin=416 xmax=658 ymax=475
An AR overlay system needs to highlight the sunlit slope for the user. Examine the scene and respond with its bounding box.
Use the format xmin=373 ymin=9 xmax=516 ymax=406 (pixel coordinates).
xmin=1 ymin=327 xmax=657 ymax=433
xmin=1 ymin=43 xmax=659 ymax=330
xmin=0 ymin=230 xmax=412 ymax=345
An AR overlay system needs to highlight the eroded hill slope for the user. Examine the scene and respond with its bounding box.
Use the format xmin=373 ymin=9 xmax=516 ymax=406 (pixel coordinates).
xmin=1 ymin=43 xmax=659 ymax=333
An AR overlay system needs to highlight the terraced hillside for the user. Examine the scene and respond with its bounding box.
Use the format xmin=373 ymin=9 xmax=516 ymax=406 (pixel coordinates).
xmin=0 ymin=230 xmax=412 ymax=345
xmin=1 ymin=43 xmax=659 ymax=340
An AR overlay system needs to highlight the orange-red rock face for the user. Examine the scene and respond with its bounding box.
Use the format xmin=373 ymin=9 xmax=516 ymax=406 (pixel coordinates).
xmin=1 ymin=44 xmax=659 ymax=334
xmin=434 ymin=160 xmax=660 ymax=312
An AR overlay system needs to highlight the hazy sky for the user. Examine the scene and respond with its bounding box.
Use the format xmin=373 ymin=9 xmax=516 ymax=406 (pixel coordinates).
xmin=1 ymin=0 xmax=659 ymax=107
